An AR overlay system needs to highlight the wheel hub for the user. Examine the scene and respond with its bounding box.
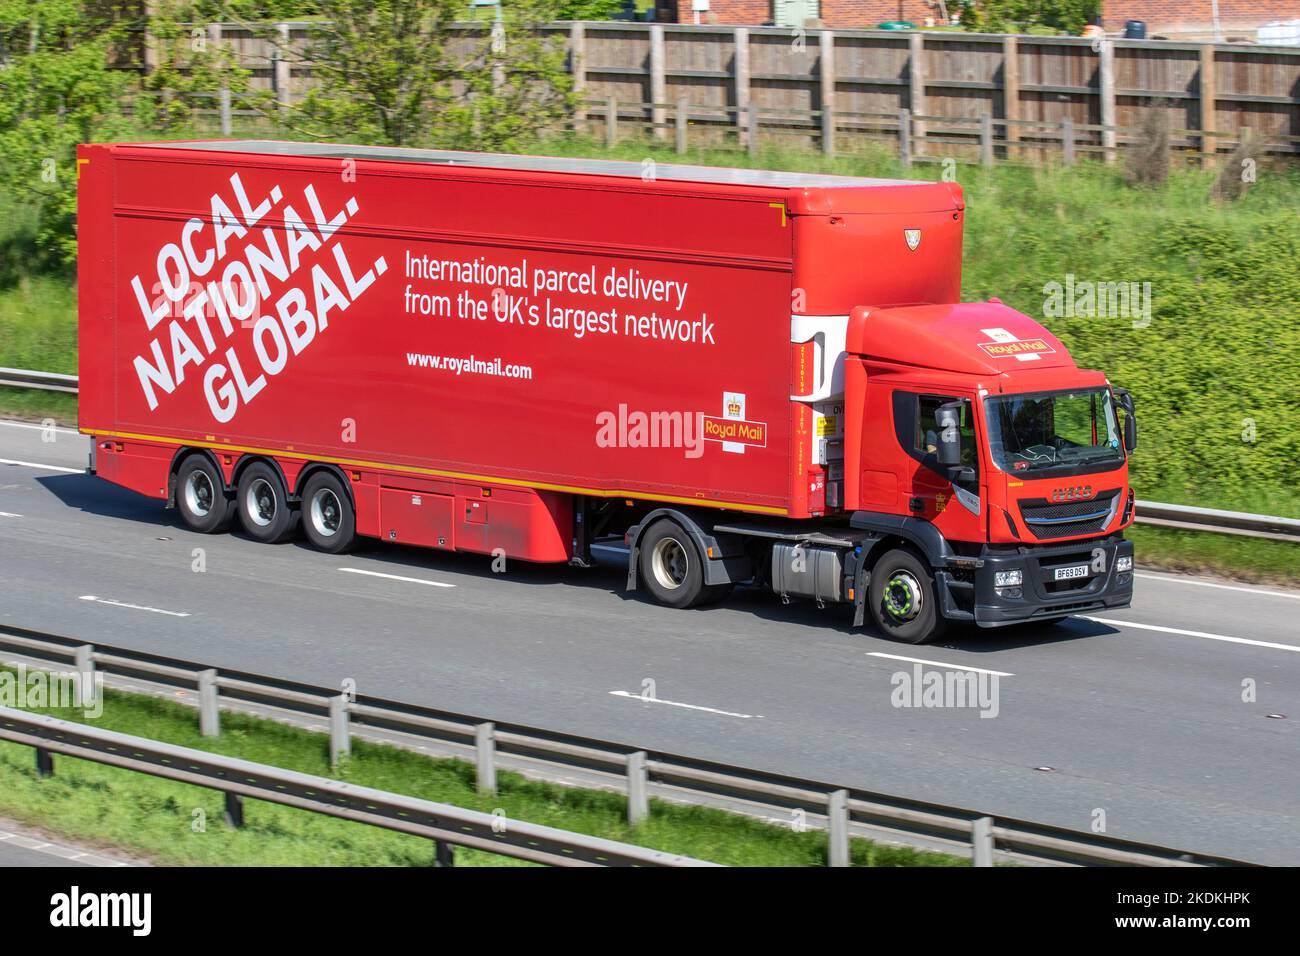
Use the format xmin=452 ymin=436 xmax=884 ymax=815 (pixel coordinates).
xmin=650 ymin=537 xmax=689 ymax=591
xmin=883 ymin=572 xmax=924 ymax=623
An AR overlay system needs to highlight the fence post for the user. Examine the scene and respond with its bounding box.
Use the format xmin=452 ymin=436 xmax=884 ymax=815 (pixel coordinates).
xmin=827 ymin=789 xmax=850 ymax=867
xmin=819 ymin=30 xmax=836 ymax=158
xmin=649 ymin=24 xmax=666 ymax=141
xmin=626 ymin=751 xmax=649 ymax=825
xmin=35 ymin=747 xmax=53 ymax=778
xmin=433 ymin=841 xmax=455 ymax=867
xmin=219 ymin=88 xmax=232 ymax=137
xmin=605 ymin=97 xmax=618 ymax=148
xmin=908 ymin=31 xmax=926 ymax=157
xmin=475 ymin=721 xmax=496 ymax=796
xmin=898 ymin=108 xmax=912 ymax=167
xmin=1062 ymin=116 xmax=1075 ymax=166
xmin=197 ymin=669 xmax=219 ymax=737
xmin=675 ymin=96 xmax=688 ymax=154
xmin=1199 ymin=44 xmax=1217 ymax=168
xmin=747 ymin=102 xmax=759 ymax=158
xmin=980 ymin=112 xmax=993 ymax=167
xmin=570 ymin=22 xmax=587 ymax=134
xmin=1002 ymin=35 xmax=1019 ymax=161
xmin=733 ymin=28 xmax=750 ymax=147
xmin=1098 ymin=38 xmax=1116 ymax=164
xmin=329 ymin=695 xmax=350 ymax=768
xmin=972 ymin=816 xmax=995 ymax=866
xmin=275 ymin=22 xmax=291 ymax=110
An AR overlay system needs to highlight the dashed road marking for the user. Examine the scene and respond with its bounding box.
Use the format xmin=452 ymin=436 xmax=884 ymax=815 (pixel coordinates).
xmin=1135 ymin=571 xmax=1300 ymax=601
xmin=608 ymin=690 xmax=758 ymax=719
xmin=867 ymin=652 xmax=1014 ymax=677
xmin=78 ymin=595 xmax=192 ymax=617
xmin=338 ymin=567 xmax=456 ymax=588
xmin=1084 ymin=616 xmax=1300 ymax=653
xmin=0 ymin=458 xmax=81 ymax=474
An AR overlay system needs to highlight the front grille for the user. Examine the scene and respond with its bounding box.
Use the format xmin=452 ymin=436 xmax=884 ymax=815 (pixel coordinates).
xmin=1019 ymin=490 xmax=1119 ymax=540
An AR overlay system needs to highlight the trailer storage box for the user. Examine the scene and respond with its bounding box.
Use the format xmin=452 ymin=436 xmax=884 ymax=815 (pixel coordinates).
xmin=77 ymin=141 xmax=964 ymax=522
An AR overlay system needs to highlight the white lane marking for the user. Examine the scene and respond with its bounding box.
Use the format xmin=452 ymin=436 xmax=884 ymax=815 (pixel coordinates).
xmin=608 ymin=690 xmax=757 ymax=719
xmin=337 ymin=567 xmax=456 ymax=589
xmin=0 ymin=512 xmax=20 ymax=518
xmin=1084 ymin=617 xmax=1300 ymax=654
xmin=867 ymin=652 xmax=1014 ymax=677
xmin=0 ymin=420 xmax=80 ymax=435
xmin=1135 ymin=571 xmax=1300 ymax=601
xmin=0 ymin=457 xmax=82 ymax=474
xmin=78 ymin=595 xmax=191 ymax=617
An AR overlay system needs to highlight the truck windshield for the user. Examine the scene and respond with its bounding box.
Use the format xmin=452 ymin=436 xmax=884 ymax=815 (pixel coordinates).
xmin=985 ymin=388 xmax=1124 ymax=477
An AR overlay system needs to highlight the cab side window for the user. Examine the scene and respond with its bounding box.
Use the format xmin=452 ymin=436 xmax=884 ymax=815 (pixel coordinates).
xmin=892 ymin=391 xmax=979 ymax=492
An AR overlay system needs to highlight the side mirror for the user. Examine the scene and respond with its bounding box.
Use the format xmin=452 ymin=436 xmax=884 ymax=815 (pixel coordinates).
xmin=934 ymin=402 xmax=963 ymax=468
xmin=1116 ymin=390 xmax=1137 ymax=452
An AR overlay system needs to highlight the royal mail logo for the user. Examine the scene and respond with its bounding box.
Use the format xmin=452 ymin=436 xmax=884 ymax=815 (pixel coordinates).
xmin=701 ymin=415 xmax=768 ymax=448
xmin=978 ymin=337 xmax=1055 ymax=360
xmin=726 ymin=398 xmax=742 ymax=417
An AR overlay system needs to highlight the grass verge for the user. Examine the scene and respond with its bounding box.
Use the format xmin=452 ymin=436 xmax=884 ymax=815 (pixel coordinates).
xmin=0 ymin=673 xmax=963 ymax=867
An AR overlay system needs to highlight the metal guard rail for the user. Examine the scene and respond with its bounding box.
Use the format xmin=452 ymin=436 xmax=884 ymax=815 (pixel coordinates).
xmin=0 ymin=624 xmax=1257 ymax=867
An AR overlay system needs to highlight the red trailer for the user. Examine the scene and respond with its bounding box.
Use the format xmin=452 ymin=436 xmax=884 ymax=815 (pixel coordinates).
xmin=77 ymin=140 xmax=1136 ymax=643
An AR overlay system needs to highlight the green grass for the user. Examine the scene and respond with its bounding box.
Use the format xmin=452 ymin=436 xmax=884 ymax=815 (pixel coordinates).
xmin=0 ymin=673 xmax=962 ymax=867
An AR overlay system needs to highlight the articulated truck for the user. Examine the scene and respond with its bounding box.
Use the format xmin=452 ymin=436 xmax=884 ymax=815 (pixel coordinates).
xmin=77 ymin=140 xmax=1137 ymax=644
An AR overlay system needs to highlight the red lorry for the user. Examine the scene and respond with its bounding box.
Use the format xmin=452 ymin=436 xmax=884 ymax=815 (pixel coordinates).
xmin=77 ymin=140 xmax=1136 ymax=644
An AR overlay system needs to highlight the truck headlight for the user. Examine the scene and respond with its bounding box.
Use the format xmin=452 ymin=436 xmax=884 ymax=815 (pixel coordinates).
xmin=1116 ymin=555 xmax=1132 ymax=572
xmin=994 ymin=569 xmax=1023 ymax=587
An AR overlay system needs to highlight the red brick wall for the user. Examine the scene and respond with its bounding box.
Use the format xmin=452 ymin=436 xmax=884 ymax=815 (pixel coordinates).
xmin=663 ymin=0 xmax=938 ymax=27
xmin=1102 ymin=0 xmax=1300 ymax=35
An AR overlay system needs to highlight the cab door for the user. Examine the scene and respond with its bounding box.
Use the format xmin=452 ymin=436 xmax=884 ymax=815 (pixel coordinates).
xmin=890 ymin=390 xmax=985 ymax=542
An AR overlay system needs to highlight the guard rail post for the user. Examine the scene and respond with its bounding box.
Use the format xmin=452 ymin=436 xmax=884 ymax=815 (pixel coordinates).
xmin=828 ymin=789 xmax=850 ymax=867
xmin=972 ymin=816 xmax=994 ymax=867
xmin=475 ymin=721 xmax=496 ymax=796
xmin=627 ymin=750 xmax=649 ymax=825
xmin=329 ymin=694 xmax=350 ymax=767
xmin=198 ymin=669 xmax=220 ymax=737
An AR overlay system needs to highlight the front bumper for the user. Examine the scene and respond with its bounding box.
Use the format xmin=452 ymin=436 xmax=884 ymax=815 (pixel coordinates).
xmin=956 ymin=534 xmax=1134 ymax=627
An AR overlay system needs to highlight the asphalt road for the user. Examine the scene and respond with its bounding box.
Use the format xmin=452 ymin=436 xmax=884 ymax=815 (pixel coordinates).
xmin=1 ymin=419 xmax=1297 ymax=863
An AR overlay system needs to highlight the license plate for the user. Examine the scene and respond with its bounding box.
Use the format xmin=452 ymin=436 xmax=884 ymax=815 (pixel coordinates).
xmin=1054 ymin=564 xmax=1089 ymax=581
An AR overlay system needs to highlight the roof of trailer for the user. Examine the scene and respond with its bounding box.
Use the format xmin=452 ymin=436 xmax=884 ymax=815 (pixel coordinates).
xmin=131 ymin=139 xmax=920 ymax=190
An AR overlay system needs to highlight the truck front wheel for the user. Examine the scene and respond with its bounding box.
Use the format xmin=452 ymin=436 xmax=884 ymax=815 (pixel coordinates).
xmin=639 ymin=519 xmax=708 ymax=609
xmin=868 ymin=548 xmax=947 ymax=645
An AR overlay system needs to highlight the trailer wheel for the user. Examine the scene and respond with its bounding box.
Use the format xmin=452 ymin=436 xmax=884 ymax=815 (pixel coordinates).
xmin=236 ymin=462 xmax=297 ymax=544
xmin=868 ymin=548 xmax=947 ymax=644
xmin=301 ymin=471 xmax=356 ymax=554
xmin=175 ymin=454 xmax=234 ymax=534
xmin=639 ymin=519 xmax=707 ymax=609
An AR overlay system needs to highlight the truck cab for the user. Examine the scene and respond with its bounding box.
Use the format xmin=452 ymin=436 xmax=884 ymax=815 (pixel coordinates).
xmin=835 ymin=299 xmax=1136 ymax=641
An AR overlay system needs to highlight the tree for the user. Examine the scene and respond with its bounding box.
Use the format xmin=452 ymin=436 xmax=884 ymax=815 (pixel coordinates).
xmin=241 ymin=0 xmax=574 ymax=150
xmin=959 ymin=0 xmax=1100 ymax=35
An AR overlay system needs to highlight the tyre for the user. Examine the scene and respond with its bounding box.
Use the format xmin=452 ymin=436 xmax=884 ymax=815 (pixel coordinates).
xmin=300 ymin=471 xmax=356 ymax=554
xmin=868 ymin=547 xmax=947 ymax=644
xmin=175 ymin=453 xmax=234 ymax=534
xmin=236 ymin=461 xmax=297 ymax=543
xmin=639 ymin=519 xmax=707 ymax=609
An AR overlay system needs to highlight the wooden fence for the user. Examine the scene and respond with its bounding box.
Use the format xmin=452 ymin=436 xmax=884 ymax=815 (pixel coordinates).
xmin=172 ymin=20 xmax=1300 ymax=166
